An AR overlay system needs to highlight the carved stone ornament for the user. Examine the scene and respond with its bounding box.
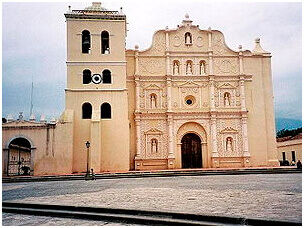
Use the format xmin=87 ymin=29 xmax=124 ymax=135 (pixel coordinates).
xmin=173 ymin=102 xmax=178 ymax=107
xmin=215 ymin=59 xmax=238 ymax=74
xmin=140 ymin=103 xmax=145 ymax=108
xmin=220 ymin=127 xmax=238 ymax=134
xmin=202 ymin=82 xmax=209 ymax=88
xmin=139 ymin=59 xmax=165 ymax=74
xmin=173 ymin=35 xmax=181 ymax=47
xmin=196 ymin=36 xmax=204 ymax=47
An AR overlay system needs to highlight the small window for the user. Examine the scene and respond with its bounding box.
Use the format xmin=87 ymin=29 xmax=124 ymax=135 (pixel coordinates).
xmin=82 ymin=103 xmax=92 ymax=119
xmin=82 ymin=30 xmax=91 ymax=54
xmin=83 ymin=69 xmax=92 ymax=84
xmin=101 ymin=31 xmax=110 ymax=54
xmin=102 ymin=70 xmax=111 ymax=84
xmin=101 ymin=103 xmax=111 ymax=119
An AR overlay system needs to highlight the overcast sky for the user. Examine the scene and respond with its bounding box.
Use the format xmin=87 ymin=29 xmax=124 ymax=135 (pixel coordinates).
xmin=2 ymin=1 xmax=302 ymax=121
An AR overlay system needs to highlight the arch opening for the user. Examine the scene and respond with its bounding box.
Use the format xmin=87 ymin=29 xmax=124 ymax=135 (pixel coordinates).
xmin=181 ymin=133 xmax=202 ymax=168
xmin=7 ymin=137 xmax=32 ymax=176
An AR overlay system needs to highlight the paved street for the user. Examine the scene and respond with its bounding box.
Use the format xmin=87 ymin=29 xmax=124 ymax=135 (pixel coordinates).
xmin=2 ymin=173 xmax=302 ymax=225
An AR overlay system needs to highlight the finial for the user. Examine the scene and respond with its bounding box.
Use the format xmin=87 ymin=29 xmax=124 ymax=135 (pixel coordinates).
xmin=29 ymin=113 xmax=36 ymax=121
xmin=135 ymin=44 xmax=139 ymax=50
xmin=185 ymin=13 xmax=189 ymax=19
xmin=7 ymin=114 xmax=13 ymax=121
xmin=238 ymin=45 xmax=243 ymax=50
xmin=208 ymin=26 xmax=212 ymax=30
xmin=68 ymin=5 xmax=71 ymax=11
xmin=165 ymin=26 xmax=169 ymax=30
xmin=50 ymin=117 xmax=56 ymax=124
xmin=40 ymin=114 xmax=46 ymax=123
xmin=120 ymin=7 xmax=123 ymax=14
xmin=252 ymin=37 xmax=270 ymax=54
xmin=18 ymin=112 xmax=23 ymax=121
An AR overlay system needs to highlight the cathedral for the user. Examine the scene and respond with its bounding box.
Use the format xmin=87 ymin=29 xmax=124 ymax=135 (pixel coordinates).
xmin=2 ymin=2 xmax=279 ymax=176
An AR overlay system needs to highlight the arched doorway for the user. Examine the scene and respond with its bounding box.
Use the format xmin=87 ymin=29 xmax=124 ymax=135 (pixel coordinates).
xmin=181 ymin=133 xmax=202 ymax=168
xmin=8 ymin=137 xmax=32 ymax=175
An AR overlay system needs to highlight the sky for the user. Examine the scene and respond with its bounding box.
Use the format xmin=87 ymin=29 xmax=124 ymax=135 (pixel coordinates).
xmin=2 ymin=1 xmax=302 ymax=121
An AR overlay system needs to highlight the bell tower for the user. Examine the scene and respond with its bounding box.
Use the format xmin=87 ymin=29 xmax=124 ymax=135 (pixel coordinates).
xmin=64 ymin=2 xmax=129 ymax=172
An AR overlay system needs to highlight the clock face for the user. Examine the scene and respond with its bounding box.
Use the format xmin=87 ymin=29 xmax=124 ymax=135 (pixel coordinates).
xmin=92 ymin=74 xmax=102 ymax=84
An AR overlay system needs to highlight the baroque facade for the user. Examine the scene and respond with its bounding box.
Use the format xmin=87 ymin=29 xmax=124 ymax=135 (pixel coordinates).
xmin=2 ymin=2 xmax=279 ymax=176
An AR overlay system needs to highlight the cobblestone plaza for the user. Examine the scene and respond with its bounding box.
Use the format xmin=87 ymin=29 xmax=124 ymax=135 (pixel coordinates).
xmin=2 ymin=173 xmax=302 ymax=225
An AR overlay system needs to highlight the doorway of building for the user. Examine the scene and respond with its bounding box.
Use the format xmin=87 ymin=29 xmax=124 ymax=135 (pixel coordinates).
xmin=8 ymin=138 xmax=32 ymax=176
xmin=181 ymin=133 xmax=202 ymax=168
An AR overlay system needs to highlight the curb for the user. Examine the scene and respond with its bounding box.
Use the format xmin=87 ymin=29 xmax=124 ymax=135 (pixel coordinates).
xmin=3 ymin=168 xmax=301 ymax=183
xmin=2 ymin=202 xmax=301 ymax=226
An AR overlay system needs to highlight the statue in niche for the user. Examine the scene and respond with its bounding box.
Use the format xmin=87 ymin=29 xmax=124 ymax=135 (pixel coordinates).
xmin=150 ymin=94 xmax=157 ymax=108
xmin=226 ymin=137 xmax=233 ymax=152
xmin=151 ymin=139 xmax=158 ymax=153
xmin=224 ymin=93 xmax=231 ymax=106
xmin=200 ymin=62 xmax=206 ymax=75
xmin=173 ymin=62 xmax=179 ymax=75
xmin=186 ymin=62 xmax=192 ymax=75
xmin=185 ymin=33 xmax=192 ymax=45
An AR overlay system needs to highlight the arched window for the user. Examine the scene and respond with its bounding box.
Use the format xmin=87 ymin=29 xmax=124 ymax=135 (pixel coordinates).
xmin=82 ymin=103 xmax=92 ymax=119
xmin=150 ymin=93 xmax=157 ymax=108
xmin=185 ymin=32 xmax=192 ymax=45
xmin=101 ymin=31 xmax=110 ymax=54
xmin=102 ymin=69 xmax=111 ymax=84
xmin=82 ymin=30 xmax=91 ymax=54
xmin=83 ymin=69 xmax=92 ymax=84
xmin=101 ymin=103 xmax=111 ymax=119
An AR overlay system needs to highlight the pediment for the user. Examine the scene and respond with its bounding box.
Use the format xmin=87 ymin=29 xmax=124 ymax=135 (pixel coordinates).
xmin=144 ymin=84 xmax=162 ymax=90
xmin=178 ymin=80 xmax=200 ymax=87
xmin=220 ymin=127 xmax=238 ymax=134
xmin=144 ymin=128 xmax=163 ymax=135
xmin=218 ymin=82 xmax=235 ymax=89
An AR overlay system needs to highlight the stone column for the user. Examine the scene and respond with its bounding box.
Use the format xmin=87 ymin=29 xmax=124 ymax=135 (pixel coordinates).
xmin=239 ymin=76 xmax=246 ymax=112
xmin=135 ymin=115 xmax=141 ymax=157
xmin=135 ymin=45 xmax=139 ymax=75
xmin=238 ymin=46 xmax=244 ymax=75
xmin=177 ymin=142 xmax=182 ymax=168
xmin=134 ymin=115 xmax=142 ymax=171
xmin=167 ymin=114 xmax=174 ymax=168
xmin=135 ymin=76 xmax=140 ymax=111
xmin=209 ymin=77 xmax=215 ymax=111
xmin=242 ymin=115 xmax=250 ymax=167
xmin=211 ymin=114 xmax=219 ymax=167
xmin=166 ymin=77 xmax=172 ymax=112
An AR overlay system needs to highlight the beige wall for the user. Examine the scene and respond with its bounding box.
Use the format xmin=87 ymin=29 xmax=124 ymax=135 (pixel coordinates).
xmin=277 ymin=139 xmax=302 ymax=162
xmin=2 ymin=120 xmax=74 ymax=176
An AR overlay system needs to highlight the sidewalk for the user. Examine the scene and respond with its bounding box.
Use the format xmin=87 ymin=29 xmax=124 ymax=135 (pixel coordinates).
xmin=2 ymin=166 xmax=301 ymax=183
